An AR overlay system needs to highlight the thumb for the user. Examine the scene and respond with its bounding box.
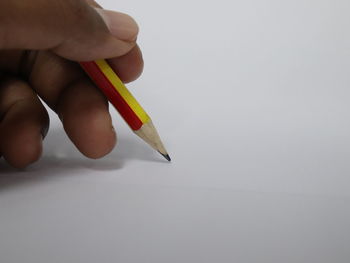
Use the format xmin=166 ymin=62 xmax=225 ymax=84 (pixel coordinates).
xmin=0 ymin=0 xmax=138 ymax=61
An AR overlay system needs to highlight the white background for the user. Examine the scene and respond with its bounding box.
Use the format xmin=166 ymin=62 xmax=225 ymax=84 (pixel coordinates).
xmin=1 ymin=0 xmax=350 ymax=262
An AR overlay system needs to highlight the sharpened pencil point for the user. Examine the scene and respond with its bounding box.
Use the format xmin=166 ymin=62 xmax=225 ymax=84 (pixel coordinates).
xmin=159 ymin=152 xmax=171 ymax=162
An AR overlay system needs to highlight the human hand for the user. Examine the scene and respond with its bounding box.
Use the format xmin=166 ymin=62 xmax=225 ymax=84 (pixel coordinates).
xmin=0 ymin=0 xmax=143 ymax=168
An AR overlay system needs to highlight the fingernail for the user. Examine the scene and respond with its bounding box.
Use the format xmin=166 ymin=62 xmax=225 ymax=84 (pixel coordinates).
xmin=95 ymin=8 xmax=139 ymax=41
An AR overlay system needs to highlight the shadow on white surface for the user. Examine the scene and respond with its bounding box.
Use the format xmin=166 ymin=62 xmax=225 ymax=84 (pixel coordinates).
xmin=0 ymin=127 xmax=166 ymax=191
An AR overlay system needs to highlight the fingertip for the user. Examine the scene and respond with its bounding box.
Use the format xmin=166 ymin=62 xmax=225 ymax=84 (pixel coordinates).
xmin=95 ymin=9 xmax=139 ymax=42
xmin=55 ymin=36 xmax=136 ymax=61
xmin=2 ymin=128 xmax=43 ymax=169
xmin=78 ymin=111 xmax=117 ymax=159
xmin=68 ymin=112 xmax=117 ymax=159
xmin=108 ymin=44 xmax=144 ymax=83
xmin=57 ymin=80 xmax=117 ymax=159
xmin=55 ymin=7 xmax=140 ymax=61
xmin=0 ymin=79 xmax=49 ymax=169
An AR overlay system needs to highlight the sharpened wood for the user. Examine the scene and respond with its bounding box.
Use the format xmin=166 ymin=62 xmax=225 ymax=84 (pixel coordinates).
xmin=134 ymin=121 xmax=169 ymax=157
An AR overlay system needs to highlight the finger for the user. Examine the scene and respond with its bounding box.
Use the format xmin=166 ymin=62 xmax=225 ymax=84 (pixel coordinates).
xmin=23 ymin=47 xmax=143 ymax=107
xmin=84 ymin=0 xmax=144 ymax=82
xmin=21 ymin=51 xmax=117 ymax=158
xmin=0 ymin=0 xmax=138 ymax=60
xmin=27 ymin=49 xmax=140 ymax=156
xmin=107 ymin=44 xmax=144 ymax=83
xmin=0 ymin=78 xmax=49 ymax=168
xmin=0 ymin=44 xmax=144 ymax=86
xmin=56 ymin=78 xmax=117 ymax=159
xmin=0 ymin=48 xmax=141 ymax=159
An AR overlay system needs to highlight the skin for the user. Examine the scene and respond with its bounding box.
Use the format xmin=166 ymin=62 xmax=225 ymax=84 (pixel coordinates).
xmin=0 ymin=0 xmax=144 ymax=168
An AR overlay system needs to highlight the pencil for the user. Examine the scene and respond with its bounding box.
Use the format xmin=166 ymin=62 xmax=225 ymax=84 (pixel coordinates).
xmin=79 ymin=59 xmax=171 ymax=162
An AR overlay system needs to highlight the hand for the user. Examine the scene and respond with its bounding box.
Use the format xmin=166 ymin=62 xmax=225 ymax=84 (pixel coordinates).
xmin=0 ymin=0 xmax=143 ymax=168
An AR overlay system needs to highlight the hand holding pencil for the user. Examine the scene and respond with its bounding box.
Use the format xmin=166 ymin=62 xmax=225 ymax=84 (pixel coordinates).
xmin=0 ymin=0 xmax=169 ymax=168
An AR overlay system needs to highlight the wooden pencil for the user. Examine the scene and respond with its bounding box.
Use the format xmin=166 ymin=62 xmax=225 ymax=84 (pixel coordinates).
xmin=80 ymin=59 xmax=171 ymax=161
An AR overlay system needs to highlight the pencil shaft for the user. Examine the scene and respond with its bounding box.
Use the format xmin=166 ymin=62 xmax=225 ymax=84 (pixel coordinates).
xmin=79 ymin=60 xmax=170 ymax=160
xmin=80 ymin=61 xmax=148 ymax=130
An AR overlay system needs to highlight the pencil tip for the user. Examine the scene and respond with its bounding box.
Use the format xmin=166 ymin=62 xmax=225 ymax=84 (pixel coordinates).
xmin=159 ymin=151 xmax=171 ymax=162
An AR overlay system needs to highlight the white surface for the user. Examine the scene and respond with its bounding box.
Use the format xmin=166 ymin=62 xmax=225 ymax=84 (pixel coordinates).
xmin=1 ymin=0 xmax=350 ymax=262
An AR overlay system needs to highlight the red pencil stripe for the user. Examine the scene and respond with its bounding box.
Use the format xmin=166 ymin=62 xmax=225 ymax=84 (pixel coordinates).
xmin=80 ymin=61 xmax=143 ymax=130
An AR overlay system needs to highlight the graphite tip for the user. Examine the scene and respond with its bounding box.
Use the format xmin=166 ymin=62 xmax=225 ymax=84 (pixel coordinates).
xmin=159 ymin=152 xmax=171 ymax=162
